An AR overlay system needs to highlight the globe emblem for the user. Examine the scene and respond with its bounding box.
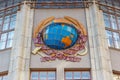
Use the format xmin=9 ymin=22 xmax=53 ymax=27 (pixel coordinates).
xmin=33 ymin=17 xmax=88 ymax=62
xmin=42 ymin=23 xmax=78 ymax=50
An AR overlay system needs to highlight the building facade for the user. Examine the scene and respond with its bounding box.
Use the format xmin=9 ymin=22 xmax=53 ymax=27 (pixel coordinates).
xmin=0 ymin=0 xmax=120 ymax=80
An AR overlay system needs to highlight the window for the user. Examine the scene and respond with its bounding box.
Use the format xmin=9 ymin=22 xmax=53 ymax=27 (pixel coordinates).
xmin=0 ymin=13 xmax=16 ymax=50
xmin=103 ymin=13 xmax=120 ymax=49
xmin=97 ymin=0 xmax=120 ymax=8
xmin=0 ymin=2 xmax=19 ymax=52
xmin=103 ymin=13 xmax=119 ymax=30
xmin=0 ymin=0 xmax=22 ymax=9
xmin=0 ymin=75 xmax=8 ymax=80
xmin=33 ymin=0 xmax=87 ymax=9
xmin=65 ymin=71 xmax=91 ymax=80
xmin=113 ymin=74 xmax=120 ymax=80
xmin=31 ymin=71 xmax=56 ymax=80
xmin=103 ymin=13 xmax=111 ymax=28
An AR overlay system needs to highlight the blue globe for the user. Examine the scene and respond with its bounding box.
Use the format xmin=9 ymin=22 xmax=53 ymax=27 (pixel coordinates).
xmin=42 ymin=23 xmax=78 ymax=50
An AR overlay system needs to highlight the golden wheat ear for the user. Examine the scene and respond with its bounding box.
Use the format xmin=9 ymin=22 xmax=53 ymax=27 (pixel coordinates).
xmin=33 ymin=16 xmax=55 ymax=38
xmin=64 ymin=16 xmax=87 ymax=36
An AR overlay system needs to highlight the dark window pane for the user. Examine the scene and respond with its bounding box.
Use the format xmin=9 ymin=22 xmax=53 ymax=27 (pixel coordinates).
xmin=6 ymin=31 xmax=14 ymax=48
xmin=2 ymin=23 xmax=9 ymax=31
xmin=0 ymin=1 xmax=5 ymax=9
xmin=103 ymin=13 xmax=111 ymax=28
xmin=48 ymin=72 xmax=55 ymax=79
xmin=81 ymin=72 xmax=90 ymax=79
xmin=2 ymin=75 xmax=8 ymax=80
xmin=0 ymin=33 xmax=7 ymax=49
xmin=8 ymin=31 xmax=14 ymax=40
xmin=40 ymin=72 xmax=47 ymax=79
xmin=3 ymin=16 xmax=10 ymax=31
xmin=65 ymin=72 xmax=72 ymax=79
xmin=0 ymin=33 xmax=7 ymax=41
xmin=11 ymin=14 xmax=16 ymax=21
xmin=0 ymin=11 xmax=4 ymax=17
xmin=4 ymin=16 xmax=10 ymax=23
xmin=14 ymin=0 xmax=21 ymax=4
xmin=0 ymin=18 xmax=3 ymax=24
xmin=10 ymin=21 xmax=16 ymax=29
xmin=118 ymin=17 xmax=120 ymax=29
xmin=12 ymin=7 xmax=18 ymax=13
xmin=5 ymin=9 xmax=12 ymax=15
xmin=7 ymin=0 xmax=13 ymax=6
xmin=74 ymin=72 xmax=81 ymax=79
xmin=113 ymin=32 xmax=120 ymax=49
xmin=6 ymin=40 xmax=12 ymax=48
xmin=106 ymin=30 xmax=114 ymax=47
xmin=31 ymin=72 xmax=38 ymax=79
xmin=111 ymin=15 xmax=117 ymax=30
xmin=0 ymin=42 xmax=6 ymax=50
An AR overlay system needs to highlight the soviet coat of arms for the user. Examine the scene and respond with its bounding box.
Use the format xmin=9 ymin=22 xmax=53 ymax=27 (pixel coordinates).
xmin=32 ymin=16 xmax=88 ymax=62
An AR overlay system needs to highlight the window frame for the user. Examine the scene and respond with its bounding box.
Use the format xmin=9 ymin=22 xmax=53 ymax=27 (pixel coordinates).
xmin=31 ymin=70 xmax=56 ymax=80
xmin=103 ymin=12 xmax=120 ymax=49
xmin=64 ymin=70 xmax=91 ymax=80
xmin=0 ymin=9 xmax=17 ymax=50
xmin=0 ymin=0 xmax=22 ymax=9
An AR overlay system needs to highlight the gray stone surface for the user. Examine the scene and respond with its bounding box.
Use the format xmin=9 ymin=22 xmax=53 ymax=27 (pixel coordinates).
xmin=8 ymin=2 xmax=34 ymax=80
xmin=0 ymin=1 xmax=119 ymax=80
xmin=86 ymin=3 xmax=113 ymax=80
xmin=0 ymin=50 xmax=11 ymax=72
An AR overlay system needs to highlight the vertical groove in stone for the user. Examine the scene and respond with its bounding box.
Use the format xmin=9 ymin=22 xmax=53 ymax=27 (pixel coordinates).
xmin=86 ymin=2 xmax=114 ymax=80
xmin=8 ymin=2 xmax=34 ymax=80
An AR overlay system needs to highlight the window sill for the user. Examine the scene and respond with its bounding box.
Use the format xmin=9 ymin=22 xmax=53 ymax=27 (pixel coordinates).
xmin=0 ymin=48 xmax=12 ymax=52
xmin=0 ymin=71 xmax=8 ymax=75
xmin=109 ymin=47 xmax=120 ymax=51
xmin=105 ymin=27 xmax=120 ymax=32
